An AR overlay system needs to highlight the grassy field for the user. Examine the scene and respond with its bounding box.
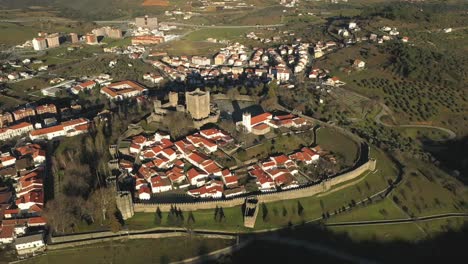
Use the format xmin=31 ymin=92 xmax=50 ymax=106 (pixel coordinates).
xmin=127 ymin=207 xmax=248 ymax=232
xmin=22 ymin=237 xmax=234 ymax=264
xmin=0 ymin=22 xmax=38 ymax=46
xmin=420 ymin=217 xmax=468 ymax=237
xmin=102 ymin=37 xmax=131 ymax=47
xmin=328 ymin=198 xmax=407 ymax=223
xmin=397 ymin=127 xmax=451 ymax=142
xmin=239 ymin=132 xmax=313 ymax=162
xmin=158 ymin=40 xmax=223 ymax=56
xmin=329 ymin=222 xmax=427 ymax=242
xmin=316 ymin=127 xmax=360 ymax=166
xmin=390 ymin=160 xmax=468 ymax=218
xmin=184 ymin=28 xmax=252 ymax=42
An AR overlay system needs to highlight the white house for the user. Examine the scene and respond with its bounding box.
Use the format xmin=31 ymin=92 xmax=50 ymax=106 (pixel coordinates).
xmin=138 ymin=186 xmax=151 ymax=200
xmin=186 ymin=168 xmax=208 ymax=187
xmin=14 ymin=233 xmax=45 ymax=256
xmin=150 ymin=176 xmax=173 ymax=193
xmin=0 ymin=123 xmax=34 ymax=141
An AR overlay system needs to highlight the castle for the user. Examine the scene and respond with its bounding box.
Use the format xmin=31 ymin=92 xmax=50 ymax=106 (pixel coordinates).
xmin=147 ymin=89 xmax=219 ymax=128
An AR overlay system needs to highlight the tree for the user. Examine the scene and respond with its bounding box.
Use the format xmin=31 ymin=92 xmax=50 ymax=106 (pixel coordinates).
xmin=261 ymin=203 xmax=269 ymax=222
xmin=297 ymin=201 xmax=304 ymax=217
xmin=167 ymin=205 xmax=177 ymax=226
xmin=88 ymin=187 xmax=117 ymax=225
xmin=218 ymin=207 xmax=225 ymax=222
xmin=154 ymin=207 xmax=162 ymax=225
xmin=187 ymin=211 xmax=195 ymax=225
xmin=282 ymin=206 xmax=288 ymax=217
xmin=110 ymin=214 xmax=122 ymax=233
xmin=214 ymin=205 xmax=219 ymax=221
xmin=161 ymin=111 xmax=193 ymax=139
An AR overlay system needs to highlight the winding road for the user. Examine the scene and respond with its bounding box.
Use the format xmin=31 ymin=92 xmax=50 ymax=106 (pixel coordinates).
xmin=374 ymin=106 xmax=457 ymax=141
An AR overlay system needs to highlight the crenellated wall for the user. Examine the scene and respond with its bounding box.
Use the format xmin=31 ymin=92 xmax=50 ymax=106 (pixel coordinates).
xmin=134 ymin=159 xmax=377 ymax=212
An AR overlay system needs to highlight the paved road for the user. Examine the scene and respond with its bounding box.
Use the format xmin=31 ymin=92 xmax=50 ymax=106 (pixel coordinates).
xmin=326 ymin=213 xmax=468 ymax=227
xmin=93 ymin=20 xmax=284 ymax=28
xmin=163 ymin=22 xmax=284 ymax=29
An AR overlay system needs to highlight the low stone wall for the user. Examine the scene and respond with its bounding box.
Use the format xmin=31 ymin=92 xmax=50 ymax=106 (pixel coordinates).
xmin=48 ymin=232 xmax=186 ymax=250
xmin=134 ymin=159 xmax=376 ymax=212
xmin=48 ymin=232 xmax=235 ymax=251
xmin=211 ymin=94 xmax=255 ymax=101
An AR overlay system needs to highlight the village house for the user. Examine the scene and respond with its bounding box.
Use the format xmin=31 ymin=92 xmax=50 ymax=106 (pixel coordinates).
xmin=150 ymin=176 xmax=173 ymax=193
xmin=138 ymin=186 xmax=151 ymax=200
xmin=70 ymin=80 xmax=97 ymax=95
xmin=143 ymin=73 xmax=164 ymax=84
xmin=353 ymin=59 xmax=366 ymax=69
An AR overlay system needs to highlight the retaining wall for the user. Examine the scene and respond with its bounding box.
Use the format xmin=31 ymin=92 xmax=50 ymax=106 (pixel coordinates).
xmin=134 ymin=159 xmax=376 ymax=212
xmin=212 ymin=94 xmax=255 ymax=101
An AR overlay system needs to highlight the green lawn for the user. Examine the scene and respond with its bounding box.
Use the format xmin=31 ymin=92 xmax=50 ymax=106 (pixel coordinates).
xmin=328 ymin=222 xmax=427 ymax=242
xmin=159 ymin=40 xmax=223 ymax=56
xmin=22 ymin=237 xmax=234 ymax=264
xmin=0 ymin=22 xmax=37 ymax=45
xmin=420 ymin=217 xmax=468 ymax=237
xmin=327 ymin=198 xmax=408 ymax=223
xmin=398 ymin=127 xmax=451 ymax=142
xmin=390 ymin=161 xmax=468 ymax=218
xmin=127 ymin=207 xmax=247 ymax=232
xmin=102 ymin=37 xmax=131 ymax=47
xmin=184 ymin=28 xmax=251 ymax=42
xmin=239 ymin=132 xmax=312 ymax=162
xmin=316 ymin=127 xmax=360 ymax=166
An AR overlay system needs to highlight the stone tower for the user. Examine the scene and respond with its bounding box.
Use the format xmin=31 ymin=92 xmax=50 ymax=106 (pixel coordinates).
xmin=242 ymin=112 xmax=252 ymax=132
xmin=185 ymin=88 xmax=210 ymax=120
xmin=168 ymin=91 xmax=178 ymax=107
xmin=116 ymin=191 xmax=134 ymax=220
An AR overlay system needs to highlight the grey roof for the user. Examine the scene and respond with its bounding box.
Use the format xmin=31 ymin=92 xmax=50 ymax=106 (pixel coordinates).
xmin=14 ymin=233 xmax=44 ymax=245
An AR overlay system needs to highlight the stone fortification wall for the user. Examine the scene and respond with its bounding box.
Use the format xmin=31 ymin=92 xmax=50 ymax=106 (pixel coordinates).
xmin=134 ymin=160 xmax=376 ymax=212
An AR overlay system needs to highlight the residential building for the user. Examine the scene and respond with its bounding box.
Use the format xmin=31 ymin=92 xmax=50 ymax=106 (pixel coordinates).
xmin=14 ymin=233 xmax=45 ymax=256
xmin=85 ymin=33 xmax=98 ymax=45
xmin=35 ymin=104 xmax=57 ymax=115
xmin=353 ymin=59 xmax=366 ymax=69
xmin=143 ymin=73 xmax=164 ymax=84
xmin=105 ymin=27 xmax=122 ymax=39
xmin=69 ymin=32 xmax=79 ymax=43
xmin=0 ymin=113 xmax=14 ymax=128
xmin=70 ymin=80 xmax=97 ymax=94
xmin=32 ymin=38 xmax=47 ymax=51
xmin=0 ymin=123 xmax=34 ymax=141
xmin=131 ymin=36 xmax=164 ymax=45
xmin=45 ymin=33 xmax=60 ymax=48
xmin=12 ymin=108 xmax=36 ymax=121
xmin=135 ymin=16 xmax=158 ymax=29
xmin=214 ymin=53 xmax=226 ymax=65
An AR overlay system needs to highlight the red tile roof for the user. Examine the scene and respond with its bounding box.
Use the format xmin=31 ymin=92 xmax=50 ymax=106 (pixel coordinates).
xmin=251 ymin=112 xmax=272 ymax=126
